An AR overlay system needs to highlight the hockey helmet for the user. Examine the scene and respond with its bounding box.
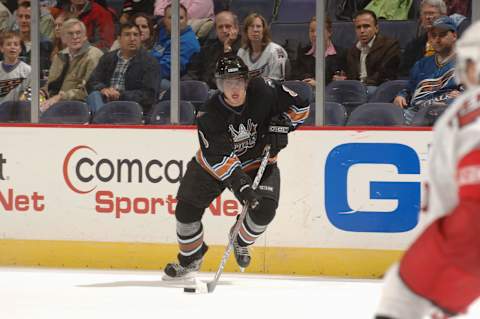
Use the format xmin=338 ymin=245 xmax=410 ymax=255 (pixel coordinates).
xmin=215 ymin=54 xmax=249 ymax=80
xmin=455 ymin=20 xmax=480 ymax=88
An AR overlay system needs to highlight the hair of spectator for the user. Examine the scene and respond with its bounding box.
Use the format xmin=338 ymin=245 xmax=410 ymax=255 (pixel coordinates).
xmin=164 ymin=3 xmax=188 ymax=17
xmin=420 ymin=0 xmax=447 ymax=15
xmin=118 ymin=21 xmax=140 ymax=36
xmin=0 ymin=31 xmax=21 ymax=46
xmin=242 ymin=13 xmax=272 ymax=51
xmin=324 ymin=16 xmax=332 ymax=33
xmin=353 ymin=9 xmax=378 ymax=25
xmin=61 ymin=18 xmax=86 ymax=36
xmin=130 ymin=12 xmax=156 ymax=49
xmin=215 ymin=10 xmax=239 ymax=29
xmin=18 ymin=1 xmax=30 ymax=9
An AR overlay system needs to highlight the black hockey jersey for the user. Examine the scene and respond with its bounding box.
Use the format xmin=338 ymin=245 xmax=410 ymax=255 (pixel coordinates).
xmin=195 ymin=77 xmax=310 ymax=190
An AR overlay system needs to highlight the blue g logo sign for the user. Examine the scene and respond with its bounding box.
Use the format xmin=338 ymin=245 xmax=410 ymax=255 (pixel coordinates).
xmin=325 ymin=143 xmax=420 ymax=233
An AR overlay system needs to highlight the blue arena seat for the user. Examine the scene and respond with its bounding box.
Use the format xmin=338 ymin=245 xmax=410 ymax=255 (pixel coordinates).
xmin=148 ymin=100 xmax=196 ymax=125
xmin=276 ymin=0 xmax=315 ymax=23
xmin=0 ymin=101 xmax=30 ymax=123
xmin=369 ymin=80 xmax=409 ymax=103
xmin=304 ymin=102 xmax=347 ymax=126
xmin=229 ymin=0 xmax=275 ymax=23
xmin=346 ymin=102 xmax=405 ymax=126
xmin=91 ymin=101 xmax=143 ymax=125
xmin=40 ymin=101 xmax=91 ymax=124
xmin=161 ymin=80 xmax=209 ymax=111
xmin=326 ymin=80 xmax=368 ymax=113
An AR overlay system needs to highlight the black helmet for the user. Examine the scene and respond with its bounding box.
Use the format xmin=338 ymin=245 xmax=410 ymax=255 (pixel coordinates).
xmin=215 ymin=54 xmax=249 ymax=79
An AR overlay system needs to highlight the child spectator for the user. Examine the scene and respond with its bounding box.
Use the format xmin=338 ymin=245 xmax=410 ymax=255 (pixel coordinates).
xmin=0 ymin=31 xmax=30 ymax=103
xmin=237 ymin=13 xmax=288 ymax=81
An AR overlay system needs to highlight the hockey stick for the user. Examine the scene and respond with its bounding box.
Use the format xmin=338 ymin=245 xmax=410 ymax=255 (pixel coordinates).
xmin=205 ymin=144 xmax=271 ymax=293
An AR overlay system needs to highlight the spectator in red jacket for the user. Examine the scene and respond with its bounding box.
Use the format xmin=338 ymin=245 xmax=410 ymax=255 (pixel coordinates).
xmin=67 ymin=0 xmax=115 ymax=51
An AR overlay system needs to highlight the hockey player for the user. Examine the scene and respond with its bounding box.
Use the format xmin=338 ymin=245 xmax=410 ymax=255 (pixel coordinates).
xmin=375 ymin=21 xmax=480 ymax=319
xmin=163 ymin=54 xmax=310 ymax=279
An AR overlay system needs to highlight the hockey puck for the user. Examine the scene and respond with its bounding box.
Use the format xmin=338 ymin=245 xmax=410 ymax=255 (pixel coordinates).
xmin=184 ymin=287 xmax=196 ymax=293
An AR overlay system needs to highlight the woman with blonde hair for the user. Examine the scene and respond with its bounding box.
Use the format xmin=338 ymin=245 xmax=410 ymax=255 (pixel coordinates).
xmin=237 ymin=13 xmax=288 ymax=81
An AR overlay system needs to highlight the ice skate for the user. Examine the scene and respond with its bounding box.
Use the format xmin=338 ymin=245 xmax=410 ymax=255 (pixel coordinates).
xmin=229 ymin=228 xmax=251 ymax=271
xmin=162 ymin=258 xmax=203 ymax=281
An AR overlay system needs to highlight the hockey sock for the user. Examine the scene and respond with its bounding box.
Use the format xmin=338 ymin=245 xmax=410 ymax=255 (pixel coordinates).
xmin=176 ymin=220 xmax=206 ymax=266
xmin=238 ymin=198 xmax=277 ymax=246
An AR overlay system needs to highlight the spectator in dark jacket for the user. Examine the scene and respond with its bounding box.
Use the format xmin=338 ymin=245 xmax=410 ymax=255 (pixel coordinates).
xmin=184 ymin=10 xmax=240 ymax=89
xmin=290 ymin=16 xmax=346 ymax=87
xmin=337 ymin=10 xmax=400 ymax=93
xmin=67 ymin=0 xmax=115 ymax=51
xmin=86 ymin=22 xmax=160 ymax=114
xmin=400 ymin=0 xmax=446 ymax=76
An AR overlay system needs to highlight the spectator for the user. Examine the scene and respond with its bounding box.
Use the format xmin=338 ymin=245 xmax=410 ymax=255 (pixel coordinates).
xmin=0 ymin=31 xmax=30 ymax=103
xmin=86 ymin=22 xmax=160 ymax=114
xmin=154 ymin=0 xmax=214 ymax=20
xmin=40 ymin=18 xmax=103 ymax=112
xmin=237 ymin=13 xmax=288 ymax=81
xmin=340 ymin=9 xmax=400 ymax=92
xmin=10 ymin=0 xmax=55 ymax=41
xmin=10 ymin=2 xmax=52 ymax=71
xmin=290 ymin=16 xmax=346 ymax=87
xmin=67 ymin=0 xmax=115 ymax=51
xmin=185 ymin=10 xmax=241 ymax=89
xmin=400 ymin=0 xmax=446 ymax=76
xmin=394 ymin=16 xmax=460 ymax=125
xmin=445 ymin=0 xmax=470 ymax=17
xmin=120 ymin=0 xmax=154 ymax=24
xmin=0 ymin=1 xmax=11 ymax=33
xmin=50 ymin=12 xmax=70 ymax=61
xmin=111 ymin=13 xmax=156 ymax=52
xmin=151 ymin=3 xmax=200 ymax=89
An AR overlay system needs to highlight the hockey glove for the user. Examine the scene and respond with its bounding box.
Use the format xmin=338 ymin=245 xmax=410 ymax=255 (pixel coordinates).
xmin=268 ymin=114 xmax=291 ymax=156
xmin=238 ymin=185 xmax=261 ymax=211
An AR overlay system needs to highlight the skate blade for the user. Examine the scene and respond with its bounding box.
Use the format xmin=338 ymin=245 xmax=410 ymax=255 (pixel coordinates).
xmin=239 ymin=267 xmax=245 ymax=273
xmin=162 ymin=271 xmax=198 ymax=282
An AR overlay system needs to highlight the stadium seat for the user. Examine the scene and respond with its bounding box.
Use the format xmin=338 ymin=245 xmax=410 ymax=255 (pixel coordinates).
xmin=161 ymin=80 xmax=209 ymax=111
xmin=283 ymin=80 xmax=313 ymax=103
xmin=270 ymin=23 xmax=310 ymax=60
xmin=410 ymin=104 xmax=448 ymax=127
xmin=346 ymin=102 xmax=405 ymax=126
xmin=0 ymin=101 xmax=30 ymax=123
xmin=276 ymin=0 xmax=315 ymax=23
xmin=326 ymin=80 xmax=368 ymax=113
xmin=91 ymin=101 xmax=143 ymax=125
xmin=148 ymin=100 xmax=196 ymax=125
xmin=40 ymin=101 xmax=91 ymax=124
xmin=229 ymin=0 xmax=275 ymax=23
xmin=369 ymin=80 xmax=409 ymax=103
xmin=304 ymin=102 xmax=347 ymax=126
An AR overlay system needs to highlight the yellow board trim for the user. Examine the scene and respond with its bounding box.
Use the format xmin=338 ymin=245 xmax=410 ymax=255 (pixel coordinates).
xmin=0 ymin=239 xmax=404 ymax=278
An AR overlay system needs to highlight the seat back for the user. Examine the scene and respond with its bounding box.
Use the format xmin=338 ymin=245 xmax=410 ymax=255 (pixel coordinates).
xmin=410 ymin=104 xmax=448 ymax=127
xmin=326 ymin=80 xmax=368 ymax=113
xmin=229 ymin=0 xmax=275 ymax=23
xmin=346 ymin=102 xmax=405 ymax=126
xmin=0 ymin=101 xmax=31 ymax=123
xmin=40 ymin=101 xmax=91 ymax=124
xmin=148 ymin=100 xmax=196 ymax=125
xmin=161 ymin=80 xmax=209 ymax=111
xmin=276 ymin=0 xmax=315 ymax=23
xmin=304 ymin=102 xmax=347 ymax=126
xmin=283 ymin=80 xmax=313 ymax=103
xmin=369 ymin=80 xmax=409 ymax=103
xmin=91 ymin=101 xmax=143 ymax=124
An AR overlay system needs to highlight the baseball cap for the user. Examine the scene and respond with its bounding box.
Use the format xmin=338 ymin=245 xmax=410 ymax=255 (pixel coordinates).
xmin=431 ymin=16 xmax=457 ymax=33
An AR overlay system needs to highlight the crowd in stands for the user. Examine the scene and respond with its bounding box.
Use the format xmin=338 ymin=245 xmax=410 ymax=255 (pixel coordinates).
xmin=0 ymin=0 xmax=473 ymax=126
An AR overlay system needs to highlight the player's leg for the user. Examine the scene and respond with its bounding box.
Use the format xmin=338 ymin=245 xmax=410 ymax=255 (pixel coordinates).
xmin=231 ymin=164 xmax=280 ymax=268
xmin=163 ymin=159 xmax=224 ymax=279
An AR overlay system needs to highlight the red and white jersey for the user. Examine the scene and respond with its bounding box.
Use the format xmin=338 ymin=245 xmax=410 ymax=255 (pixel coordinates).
xmin=425 ymin=86 xmax=480 ymax=223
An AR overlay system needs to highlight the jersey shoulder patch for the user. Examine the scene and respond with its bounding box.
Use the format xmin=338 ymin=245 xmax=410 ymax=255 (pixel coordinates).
xmin=457 ymin=92 xmax=480 ymax=128
xmin=281 ymin=84 xmax=298 ymax=97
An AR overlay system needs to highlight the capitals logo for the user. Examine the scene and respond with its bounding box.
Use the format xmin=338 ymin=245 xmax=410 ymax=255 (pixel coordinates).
xmin=229 ymin=119 xmax=257 ymax=156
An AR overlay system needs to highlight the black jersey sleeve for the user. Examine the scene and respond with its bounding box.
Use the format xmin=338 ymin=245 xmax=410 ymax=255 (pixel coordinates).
xmin=194 ymin=110 xmax=253 ymax=191
xmin=261 ymin=78 xmax=310 ymax=130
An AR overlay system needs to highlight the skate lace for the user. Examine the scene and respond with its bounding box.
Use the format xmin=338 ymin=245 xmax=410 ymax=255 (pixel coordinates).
xmin=234 ymin=241 xmax=249 ymax=256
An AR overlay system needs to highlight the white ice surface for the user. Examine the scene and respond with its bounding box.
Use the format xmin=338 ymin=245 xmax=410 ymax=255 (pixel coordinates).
xmin=0 ymin=267 xmax=478 ymax=319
